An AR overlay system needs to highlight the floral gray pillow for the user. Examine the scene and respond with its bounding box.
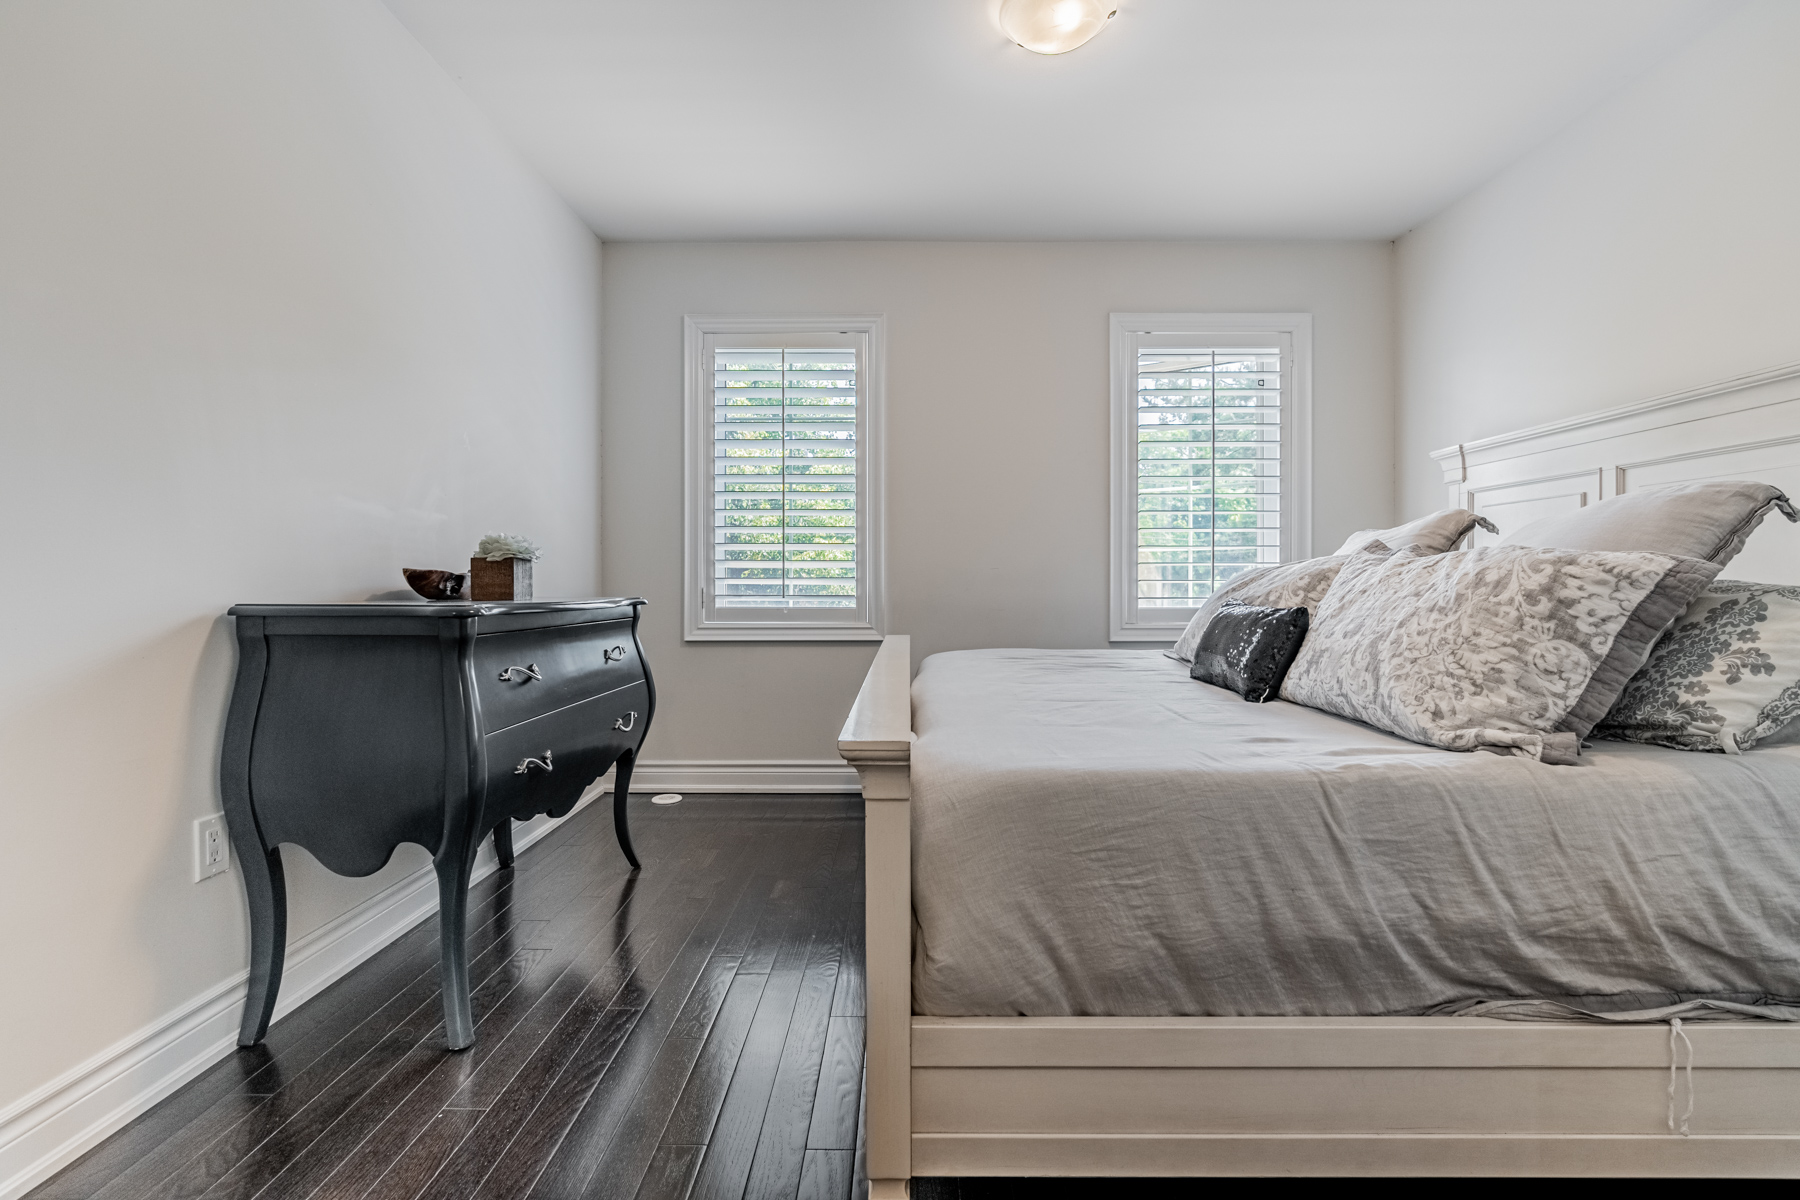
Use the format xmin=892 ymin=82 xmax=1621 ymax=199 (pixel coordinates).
xmin=1594 ymin=580 xmax=1800 ymax=753
xmin=1279 ymin=545 xmax=1721 ymax=764
xmin=1168 ymin=541 xmax=1390 ymax=663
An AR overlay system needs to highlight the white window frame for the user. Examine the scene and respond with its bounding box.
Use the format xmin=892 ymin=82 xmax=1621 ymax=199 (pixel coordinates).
xmin=683 ymin=314 xmax=886 ymax=642
xmin=1109 ymin=312 xmax=1313 ymax=642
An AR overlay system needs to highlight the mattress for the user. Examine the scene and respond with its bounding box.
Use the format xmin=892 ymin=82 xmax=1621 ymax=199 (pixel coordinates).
xmin=909 ymin=649 xmax=1800 ymax=1018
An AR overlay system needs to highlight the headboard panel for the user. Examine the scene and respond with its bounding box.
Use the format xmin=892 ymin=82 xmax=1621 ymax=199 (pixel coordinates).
xmin=1433 ymin=361 xmax=1800 ymax=580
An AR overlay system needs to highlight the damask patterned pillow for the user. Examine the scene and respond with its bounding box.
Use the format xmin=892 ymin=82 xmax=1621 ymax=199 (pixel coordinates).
xmin=1594 ymin=580 xmax=1800 ymax=753
xmin=1168 ymin=540 xmax=1391 ymax=663
xmin=1279 ymin=545 xmax=1721 ymax=764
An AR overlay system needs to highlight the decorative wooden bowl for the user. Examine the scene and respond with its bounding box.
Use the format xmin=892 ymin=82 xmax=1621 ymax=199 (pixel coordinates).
xmin=402 ymin=568 xmax=466 ymax=600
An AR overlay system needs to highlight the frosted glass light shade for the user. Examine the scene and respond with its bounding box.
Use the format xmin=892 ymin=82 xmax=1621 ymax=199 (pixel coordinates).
xmin=999 ymin=0 xmax=1118 ymax=54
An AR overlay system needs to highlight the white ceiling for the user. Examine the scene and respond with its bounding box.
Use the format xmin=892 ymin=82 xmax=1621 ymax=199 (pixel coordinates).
xmin=383 ymin=0 xmax=1736 ymax=241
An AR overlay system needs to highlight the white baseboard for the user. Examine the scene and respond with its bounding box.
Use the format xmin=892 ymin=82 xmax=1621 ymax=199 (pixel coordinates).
xmin=0 ymin=791 xmax=596 ymax=1200
xmin=600 ymin=758 xmax=862 ymax=794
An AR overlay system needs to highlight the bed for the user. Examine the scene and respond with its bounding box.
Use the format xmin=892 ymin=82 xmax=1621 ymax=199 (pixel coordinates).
xmin=908 ymin=647 xmax=1800 ymax=1021
xmin=840 ymin=361 xmax=1800 ymax=1189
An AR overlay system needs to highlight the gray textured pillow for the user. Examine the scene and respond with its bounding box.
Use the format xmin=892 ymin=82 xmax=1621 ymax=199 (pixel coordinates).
xmin=1280 ymin=545 xmax=1722 ymax=764
xmin=1595 ymin=580 xmax=1800 ymax=753
xmin=1498 ymin=481 xmax=1796 ymax=566
xmin=1332 ymin=508 xmax=1498 ymax=556
xmin=1168 ymin=541 xmax=1390 ymax=663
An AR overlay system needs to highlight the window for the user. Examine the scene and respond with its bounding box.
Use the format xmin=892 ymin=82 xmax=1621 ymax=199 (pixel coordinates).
xmin=1110 ymin=313 xmax=1312 ymax=641
xmin=684 ymin=315 xmax=885 ymax=640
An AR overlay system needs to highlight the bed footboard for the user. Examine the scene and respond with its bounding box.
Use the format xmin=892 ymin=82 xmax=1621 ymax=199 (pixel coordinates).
xmin=838 ymin=635 xmax=914 ymax=1199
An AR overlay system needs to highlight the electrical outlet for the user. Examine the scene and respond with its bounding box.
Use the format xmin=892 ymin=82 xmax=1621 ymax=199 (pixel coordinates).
xmin=194 ymin=814 xmax=230 ymax=882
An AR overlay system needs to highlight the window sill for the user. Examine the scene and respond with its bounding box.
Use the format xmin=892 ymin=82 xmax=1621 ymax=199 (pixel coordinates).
xmin=685 ymin=624 xmax=885 ymax=643
xmin=1110 ymin=625 xmax=1189 ymax=643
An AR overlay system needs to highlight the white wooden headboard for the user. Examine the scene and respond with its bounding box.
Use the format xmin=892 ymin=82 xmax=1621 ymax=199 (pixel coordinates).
xmin=1431 ymin=361 xmax=1800 ymax=581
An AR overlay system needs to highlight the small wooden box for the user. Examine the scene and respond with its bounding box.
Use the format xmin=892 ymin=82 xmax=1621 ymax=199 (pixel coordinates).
xmin=468 ymin=556 xmax=533 ymax=601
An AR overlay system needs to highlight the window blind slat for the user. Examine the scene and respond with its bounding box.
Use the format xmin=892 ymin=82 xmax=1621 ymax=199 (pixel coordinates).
xmin=712 ymin=347 xmax=858 ymax=609
xmin=1135 ymin=347 xmax=1281 ymax=609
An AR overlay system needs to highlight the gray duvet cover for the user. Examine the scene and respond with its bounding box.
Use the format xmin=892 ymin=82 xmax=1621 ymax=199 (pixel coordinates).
xmin=910 ymin=649 xmax=1800 ymax=1017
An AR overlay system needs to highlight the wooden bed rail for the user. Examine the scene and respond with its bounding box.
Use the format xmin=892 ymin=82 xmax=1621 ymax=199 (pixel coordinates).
xmin=838 ymin=634 xmax=914 ymax=1199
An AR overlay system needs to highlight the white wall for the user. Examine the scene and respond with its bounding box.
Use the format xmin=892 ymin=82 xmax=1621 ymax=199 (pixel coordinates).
xmin=603 ymin=240 xmax=1395 ymax=764
xmin=1396 ymin=0 xmax=1800 ymax=516
xmin=0 ymin=0 xmax=600 ymax=1117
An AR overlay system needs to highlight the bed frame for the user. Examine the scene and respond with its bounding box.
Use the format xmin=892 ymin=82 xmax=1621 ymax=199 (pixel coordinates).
xmin=839 ymin=361 xmax=1800 ymax=1190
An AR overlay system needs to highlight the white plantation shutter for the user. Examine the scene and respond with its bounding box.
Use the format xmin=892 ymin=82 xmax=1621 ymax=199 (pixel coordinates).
xmin=1134 ymin=347 xmax=1283 ymax=607
xmin=1110 ymin=314 xmax=1311 ymax=640
xmin=684 ymin=316 xmax=885 ymax=641
xmin=712 ymin=347 xmax=859 ymax=608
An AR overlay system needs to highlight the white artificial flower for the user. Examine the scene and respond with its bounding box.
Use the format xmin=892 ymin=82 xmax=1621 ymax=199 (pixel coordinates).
xmin=475 ymin=533 xmax=541 ymax=561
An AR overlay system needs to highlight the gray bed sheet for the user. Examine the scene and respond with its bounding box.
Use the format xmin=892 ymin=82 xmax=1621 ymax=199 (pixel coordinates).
xmin=910 ymin=649 xmax=1800 ymax=1017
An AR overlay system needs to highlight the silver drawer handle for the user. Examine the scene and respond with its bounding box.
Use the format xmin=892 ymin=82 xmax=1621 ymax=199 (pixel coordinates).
xmin=614 ymin=711 xmax=637 ymax=732
xmin=603 ymin=645 xmax=627 ymax=663
xmin=514 ymin=750 xmax=554 ymax=775
xmin=498 ymin=663 xmax=543 ymax=683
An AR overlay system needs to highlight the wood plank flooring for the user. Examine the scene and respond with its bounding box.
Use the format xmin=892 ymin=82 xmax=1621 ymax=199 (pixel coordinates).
xmin=31 ymin=797 xmax=867 ymax=1200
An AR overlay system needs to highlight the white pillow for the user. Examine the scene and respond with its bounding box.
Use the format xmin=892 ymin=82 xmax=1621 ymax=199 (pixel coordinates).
xmin=1168 ymin=541 xmax=1390 ymax=663
xmin=1332 ymin=508 xmax=1497 ymax=557
xmin=1498 ymin=481 xmax=1795 ymax=566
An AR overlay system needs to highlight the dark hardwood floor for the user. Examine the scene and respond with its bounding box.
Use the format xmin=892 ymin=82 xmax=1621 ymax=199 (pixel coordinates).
xmin=31 ymin=796 xmax=867 ymax=1200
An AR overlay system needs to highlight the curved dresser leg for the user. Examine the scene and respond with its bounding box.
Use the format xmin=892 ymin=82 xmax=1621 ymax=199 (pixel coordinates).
xmin=613 ymin=750 xmax=641 ymax=870
xmin=238 ymin=845 xmax=287 ymax=1046
xmin=434 ymin=849 xmax=477 ymax=1051
xmin=492 ymin=819 xmax=514 ymax=869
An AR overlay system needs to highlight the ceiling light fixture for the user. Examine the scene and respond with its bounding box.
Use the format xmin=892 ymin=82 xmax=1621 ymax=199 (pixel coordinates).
xmin=999 ymin=0 xmax=1118 ymax=55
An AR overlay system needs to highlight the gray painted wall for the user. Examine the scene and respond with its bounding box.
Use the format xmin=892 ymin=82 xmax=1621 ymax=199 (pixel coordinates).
xmin=602 ymin=240 xmax=1396 ymax=765
xmin=0 ymin=0 xmax=601 ymax=1113
xmin=1396 ymin=0 xmax=1800 ymax=517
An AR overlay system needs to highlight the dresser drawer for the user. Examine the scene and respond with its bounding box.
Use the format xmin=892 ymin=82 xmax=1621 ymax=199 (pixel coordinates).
xmin=481 ymin=681 xmax=647 ymax=824
xmin=473 ymin=619 xmax=642 ymax=732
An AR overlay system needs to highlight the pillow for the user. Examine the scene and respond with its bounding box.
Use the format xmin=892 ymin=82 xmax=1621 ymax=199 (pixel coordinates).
xmin=1332 ymin=508 xmax=1497 ymax=557
xmin=1168 ymin=540 xmax=1391 ymax=663
xmin=1595 ymin=580 xmax=1800 ymax=753
xmin=1498 ymin=481 xmax=1797 ymax=566
xmin=1189 ymin=603 xmax=1310 ymax=703
xmin=1279 ymin=545 xmax=1722 ymax=764
xmin=1754 ymin=711 xmax=1800 ymax=748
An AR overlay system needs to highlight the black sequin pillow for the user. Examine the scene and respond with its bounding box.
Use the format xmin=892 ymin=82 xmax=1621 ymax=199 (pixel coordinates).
xmin=1190 ymin=603 xmax=1311 ymax=703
